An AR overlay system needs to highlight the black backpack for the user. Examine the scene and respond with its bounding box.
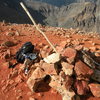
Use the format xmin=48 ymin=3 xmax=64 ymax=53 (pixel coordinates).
xmin=16 ymin=42 xmax=34 ymax=63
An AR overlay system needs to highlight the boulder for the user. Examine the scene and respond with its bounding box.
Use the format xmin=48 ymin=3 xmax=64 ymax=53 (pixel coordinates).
xmin=27 ymin=67 xmax=46 ymax=92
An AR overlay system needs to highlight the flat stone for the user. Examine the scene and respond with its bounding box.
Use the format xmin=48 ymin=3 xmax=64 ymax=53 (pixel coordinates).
xmin=1 ymin=41 xmax=15 ymax=47
xmin=43 ymin=53 xmax=60 ymax=64
xmin=74 ymin=60 xmax=93 ymax=77
xmin=89 ymin=83 xmax=100 ymax=97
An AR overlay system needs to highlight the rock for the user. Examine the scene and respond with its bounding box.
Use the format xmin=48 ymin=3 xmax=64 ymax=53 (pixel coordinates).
xmin=9 ymin=80 xmax=14 ymax=84
xmin=43 ymin=45 xmax=50 ymax=50
xmin=89 ymin=47 xmax=97 ymax=52
xmin=61 ymin=62 xmax=74 ymax=76
xmin=74 ymin=80 xmax=89 ymax=95
xmin=73 ymin=95 xmax=80 ymax=100
xmin=63 ymin=76 xmax=73 ymax=90
xmin=16 ymin=89 xmax=22 ymax=93
xmin=3 ymin=49 xmax=11 ymax=59
xmin=38 ymin=43 xmax=45 ymax=48
xmin=41 ymin=62 xmax=57 ymax=75
xmin=66 ymin=39 xmax=71 ymax=43
xmin=95 ymin=52 xmax=100 ymax=57
xmin=29 ymin=97 xmax=36 ymax=100
xmin=27 ymin=67 xmax=46 ymax=92
xmin=15 ymin=75 xmax=23 ymax=83
xmin=21 ymin=59 xmax=33 ymax=72
xmin=27 ymin=92 xmax=32 ymax=96
xmin=88 ymin=40 xmax=93 ymax=44
xmin=59 ymin=41 xmax=67 ymax=49
xmin=1 ymin=80 xmax=6 ymax=84
xmin=40 ymin=50 xmax=48 ymax=58
xmin=83 ymin=47 xmax=89 ymax=51
xmin=49 ymin=75 xmax=75 ymax=100
xmin=0 ymin=46 xmax=7 ymax=50
xmin=82 ymin=52 xmax=95 ymax=69
xmin=43 ymin=53 xmax=60 ymax=64
xmin=89 ymin=83 xmax=100 ymax=97
xmin=30 ymin=67 xmax=45 ymax=79
xmin=65 ymin=35 xmax=71 ymax=38
xmin=37 ymin=93 xmax=44 ymax=97
xmin=9 ymin=69 xmax=18 ymax=79
xmin=6 ymin=32 xmax=15 ymax=36
xmin=92 ymin=42 xmax=96 ymax=46
xmin=50 ymin=89 xmax=58 ymax=94
xmin=74 ymin=60 xmax=93 ymax=77
xmin=62 ymin=47 xmax=77 ymax=64
xmin=16 ymin=95 xmax=23 ymax=100
xmin=2 ymin=85 xmax=7 ymax=91
xmin=56 ymin=46 xmax=64 ymax=53
xmin=91 ymin=69 xmax=100 ymax=82
xmin=72 ymin=40 xmax=80 ymax=46
xmin=75 ymin=45 xmax=83 ymax=51
xmin=3 ymin=61 xmax=11 ymax=68
xmin=15 ymin=31 xmax=20 ymax=36
xmin=1 ymin=41 xmax=15 ymax=47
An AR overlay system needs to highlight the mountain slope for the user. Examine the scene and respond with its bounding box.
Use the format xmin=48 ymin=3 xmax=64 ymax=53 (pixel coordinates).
xmin=0 ymin=0 xmax=100 ymax=33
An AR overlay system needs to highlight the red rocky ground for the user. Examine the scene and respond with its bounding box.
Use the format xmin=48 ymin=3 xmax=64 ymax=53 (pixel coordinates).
xmin=0 ymin=22 xmax=100 ymax=100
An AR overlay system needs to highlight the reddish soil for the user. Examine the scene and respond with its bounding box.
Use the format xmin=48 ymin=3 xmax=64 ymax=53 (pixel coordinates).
xmin=0 ymin=22 xmax=100 ymax=100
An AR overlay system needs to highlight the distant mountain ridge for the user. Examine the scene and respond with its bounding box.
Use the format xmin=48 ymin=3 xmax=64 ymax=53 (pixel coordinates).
xmin=0 ymin=0 xmax=100 ymax=33
xmin=32 ymin=0 xmax=96 ymax=6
